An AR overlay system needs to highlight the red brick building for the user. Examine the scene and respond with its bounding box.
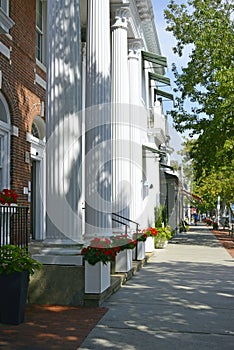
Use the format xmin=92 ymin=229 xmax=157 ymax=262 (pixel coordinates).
xmin=0 ymin=0 xmax=46 ymax=239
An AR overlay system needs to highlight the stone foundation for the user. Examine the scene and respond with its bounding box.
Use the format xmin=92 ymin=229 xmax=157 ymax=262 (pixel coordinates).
xmin=28 ymin=265 xmax=85 ymax=306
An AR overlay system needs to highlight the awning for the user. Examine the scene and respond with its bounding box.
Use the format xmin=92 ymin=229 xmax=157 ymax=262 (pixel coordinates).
xmin=164 ymin=169 xmax=179 ymax=178
xmin=154 ymin=88 xmax=174 ymax=101
xmin=142 ymin=51 xmax=167 ymax=67
xmin=142 ymin=143 xmax=166 ymax=156
xmin=149 ymin=72 xmax=170 ymax=86
xmin=181 ymin=189 xmax=203 ymax=203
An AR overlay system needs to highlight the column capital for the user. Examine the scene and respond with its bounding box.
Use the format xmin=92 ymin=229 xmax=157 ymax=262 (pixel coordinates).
xmin=112 ymin=7 xmax=130 ymax=30
xmin=128 ymin=38 xmax=143 ymax=56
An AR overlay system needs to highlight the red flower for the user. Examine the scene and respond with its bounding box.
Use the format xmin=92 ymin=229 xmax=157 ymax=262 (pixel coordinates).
xmin=0 ymin=189 xmax=18 ymax=205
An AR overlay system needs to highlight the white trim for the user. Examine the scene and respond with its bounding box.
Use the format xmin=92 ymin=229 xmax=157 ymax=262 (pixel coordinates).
xmin=35 ymin=73 xmax=46 ymax=90
xmin=36 ymin=58 xmax=46 ymax=72
xmin=0 ymin=92 xmax=10 ymax=189
xmin=0 ymin=7 xmax=14 ymax=34
xmin=0 ymin=41 xmax=10 ymax=59
xmin=27 ymin=132 xmax=45 ymax=159
xmin=27 ymin=131 xmax=46 ymax=240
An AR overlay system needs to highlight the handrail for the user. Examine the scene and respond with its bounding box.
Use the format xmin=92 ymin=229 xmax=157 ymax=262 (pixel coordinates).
xmin=112 ymin=213 xmax=139 ymax=227
xmin=112 ymin=213 xmax=140 ymax=260
xmin=112 ymin=218 xmax=129 ymax=235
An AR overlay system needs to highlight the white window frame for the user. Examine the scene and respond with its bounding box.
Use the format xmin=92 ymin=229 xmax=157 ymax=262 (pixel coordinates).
xmin=0 ymin=0 xmax=14 ymax=34
xmin=0 ymin=92 xmax=10 ymax=190
xmin=36 ymin=0 xmax=47 ymax=67
xmin=0 ymin=0 xmax=9 ymax=15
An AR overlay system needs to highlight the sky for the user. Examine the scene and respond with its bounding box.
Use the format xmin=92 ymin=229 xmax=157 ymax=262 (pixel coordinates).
xmin=152 ymin=0 xmax=189 ymax=162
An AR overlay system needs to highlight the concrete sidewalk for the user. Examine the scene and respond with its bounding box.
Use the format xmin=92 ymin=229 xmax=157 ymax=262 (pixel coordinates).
xmin=79 ymin=225 xmax=234 ymax=350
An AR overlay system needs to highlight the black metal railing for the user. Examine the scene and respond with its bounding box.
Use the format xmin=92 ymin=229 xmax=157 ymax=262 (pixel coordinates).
xmin=0 ymin=206 xmax=29 ymax=250
xmin=112 ymin=213 xmax=140 ymax=260
xmin=112 ymin=213 xmax=140 ymax=235
xmin=112 ymin=217 xmax=130 ymax=235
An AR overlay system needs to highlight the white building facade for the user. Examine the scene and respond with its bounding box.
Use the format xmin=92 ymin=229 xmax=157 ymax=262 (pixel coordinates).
xmin=43 ymin=0 xmax=174 ymax=249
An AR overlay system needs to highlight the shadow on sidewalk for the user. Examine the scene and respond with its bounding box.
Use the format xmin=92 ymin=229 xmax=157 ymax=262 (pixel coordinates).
xmin=170 ymin=225 xmax=221 ymax=247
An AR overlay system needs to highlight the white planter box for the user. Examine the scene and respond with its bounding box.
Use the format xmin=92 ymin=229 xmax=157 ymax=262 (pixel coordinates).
xmin=85 ymin=261 xmax=110 ymax=294
xmin=155 ymin=239 xmax=168 ymax=249
xmin=133 ymin=241 xmax=145 ymax=260
xmin=145 ymin=236 xmax=155 ymax=253
xmin=115 ymin=249 xmax=132 ymax=272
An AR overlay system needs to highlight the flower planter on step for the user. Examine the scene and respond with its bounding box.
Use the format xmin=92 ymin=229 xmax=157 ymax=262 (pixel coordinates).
xmin=155 ymin=239 xmax=168 ymax=249
xmin=133 ymin=241 xmax=145 ymax=260
xmin=115 ymin=249 xmax=132 ymax=272
xmin=145 ymin=237 xmax=155 ymax=253
xmin=85 ymin=261 xmax=110 ymax=294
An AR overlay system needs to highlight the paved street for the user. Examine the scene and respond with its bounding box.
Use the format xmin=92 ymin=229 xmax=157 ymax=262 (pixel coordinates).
xmin=79 ymin=225 xmax=234 ymax=350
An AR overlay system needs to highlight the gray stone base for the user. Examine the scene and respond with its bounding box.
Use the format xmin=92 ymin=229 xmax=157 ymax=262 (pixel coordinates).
xmin=28 ymin=252 xmax=154 ymax=307
xmin=28 ymin=265 xmax=85 ymax=306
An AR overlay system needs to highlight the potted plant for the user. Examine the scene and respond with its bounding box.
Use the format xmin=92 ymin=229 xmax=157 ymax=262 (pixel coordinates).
xmin=81 ymin=237 xmax=121 ymax=293
xmin=0 ymin=244 xmax=42 ymax=325
xmin=143 ymin=227 xmax=158 ymax=252
xmin=110 ymin=234 xmax=136 ymax=273
xmin=132 ymin=231 xmax=148 ymax=260
xmin=0 ymin=188 xmax=18 ymax=206
xmin=154 ymin=226 xmax=173 ymax=248
xmin=179 ymin=220 xmax=190 ymax=233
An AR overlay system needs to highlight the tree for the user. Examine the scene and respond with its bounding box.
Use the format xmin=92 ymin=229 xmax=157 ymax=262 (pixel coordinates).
xmin=164 ymin=0 xmax=234 ymax=206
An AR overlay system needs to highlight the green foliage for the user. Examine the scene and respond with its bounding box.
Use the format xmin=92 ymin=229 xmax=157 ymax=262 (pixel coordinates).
xmin=81 ymin=237 xmax=121 ymax=266
xmin=110 ymin=234 xmax=136 ymax=251
xmin=165 ymin=0 xmax=234 ymax=135
xmin=0 ymin=245 xmax=42 ymax=275
xmin=164 ymin=0 xmax=234 ymax=208
xmin=155 ymin=226 xmax=173 ymax=242
xmin=155 ymin=205 xmax=168 ymax=227
xmin=179 ymin=220 xmax=189 ymax=233
xmin=133 ymin=232 xmax=148 ymax=242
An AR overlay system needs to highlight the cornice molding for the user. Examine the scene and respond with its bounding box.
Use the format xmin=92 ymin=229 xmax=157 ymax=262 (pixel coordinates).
xmin=110 ymin=1 xmax=161 ymax=56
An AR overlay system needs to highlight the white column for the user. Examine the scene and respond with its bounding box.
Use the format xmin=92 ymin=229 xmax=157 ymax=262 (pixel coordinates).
xmin=128 ymin=40 xmax=143 ymax=223
xmin=85 ymin=0 xmax=112 ymax=238
xmin=128 ymin=39 xmax=142 ymax=106
xmin=46 ymin=0 xmax=82 ymax=243
xmin=111 ymin=8 xmax=131 ymax=223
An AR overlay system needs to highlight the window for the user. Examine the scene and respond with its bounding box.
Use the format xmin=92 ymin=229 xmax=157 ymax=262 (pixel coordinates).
xmin=31 ymin=116 xmax=46 ymax=141
xmin=36 ymin=0 xmax=47 ymax=66
xmin=0 ymin=135 xmax=3 ymax=189
xmin=31 ymin=122 xmax=40 ymax=139
xmin=0 ymin=0 xmax=9 ymax=15
xmin=0 ymin=92 xmax=10 ymax=190
xmin=0 ymin=0 xmax=14 ymax=34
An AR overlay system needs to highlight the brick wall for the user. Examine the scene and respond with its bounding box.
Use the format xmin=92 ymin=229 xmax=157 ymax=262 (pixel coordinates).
xmin=0 ymin=0 xmax=46 ymax=205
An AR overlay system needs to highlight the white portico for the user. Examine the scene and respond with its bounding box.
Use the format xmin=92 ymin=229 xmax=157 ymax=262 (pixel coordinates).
xmin=38 ymin=0 xmax=173 ymax=258
xmin=29 ymin=0 xmax=176 ymax=306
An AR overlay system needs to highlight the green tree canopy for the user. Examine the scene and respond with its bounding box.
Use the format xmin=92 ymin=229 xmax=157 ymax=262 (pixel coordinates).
xmin=164 ymin=0 xmax=234 ymax=206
